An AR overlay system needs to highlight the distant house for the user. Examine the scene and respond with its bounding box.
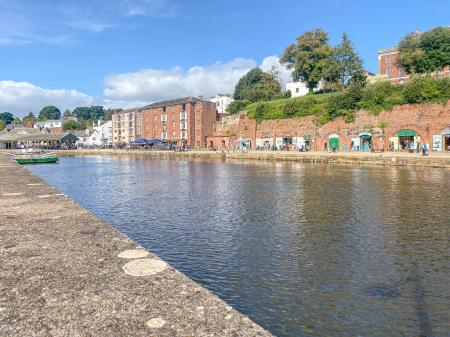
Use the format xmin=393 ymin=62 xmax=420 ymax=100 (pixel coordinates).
xmin=210 ymin=94 xmax=234 ymax=114
xmin=285 ymin=82 xmax=310 ymax=98
xmin=34 ymin=119 xmax=63 ymax=129
xmin=85 ymin=120 xmax=113 ymax=147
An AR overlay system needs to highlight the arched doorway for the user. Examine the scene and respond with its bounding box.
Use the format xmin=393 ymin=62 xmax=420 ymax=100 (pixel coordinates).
xmin=359 ymin=132 xmax=372 ymax=152
xmin=389 ymin=129 xmax=420 ymax=151
xmin=328 ymin=133 xmax=339 ymax=152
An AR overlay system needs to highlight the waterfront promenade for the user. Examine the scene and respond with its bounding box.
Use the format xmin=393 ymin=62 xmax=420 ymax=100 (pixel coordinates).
xmin=28 ymin=149 xmax=450 ymax=168
xmin=0 ymin=153 xmax=271 ymax=336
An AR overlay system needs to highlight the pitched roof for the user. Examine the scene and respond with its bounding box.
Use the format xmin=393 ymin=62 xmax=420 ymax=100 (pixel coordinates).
xmin=0 ymin=131 xmax=78 ymax=142
xmin=115 ymin=107 xmax=140 ymax=114
xmin=141 ymin=97 xmax=202 ymax=110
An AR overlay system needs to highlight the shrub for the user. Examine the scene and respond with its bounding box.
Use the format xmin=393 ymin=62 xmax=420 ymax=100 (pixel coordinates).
xmin=403 ymin=76 xmax=441 ymax=104
xmin=226 ymin=100 xmax=251 ymax=114
xmin=359 ymin=81 xmax=404 ymax=114
xmin=325 ymin=86 xmax=362 ymax=122
xmin=62 ymin=120 xmax=83 ymax=131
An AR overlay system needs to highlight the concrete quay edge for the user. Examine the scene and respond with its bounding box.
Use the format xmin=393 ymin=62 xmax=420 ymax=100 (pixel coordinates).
xmin=0 ymin=153 xmax=272 ymax=337
xmin=28 ymin=149 xmax=450 ymax=168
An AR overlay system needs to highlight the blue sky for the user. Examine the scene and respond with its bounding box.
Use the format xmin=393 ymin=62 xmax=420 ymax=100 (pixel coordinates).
xmin=0 ymin=0 xmax=449 ymax=115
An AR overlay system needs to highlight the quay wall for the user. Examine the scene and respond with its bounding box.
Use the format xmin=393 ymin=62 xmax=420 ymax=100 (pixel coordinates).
xmin=8 ymin=149 xmax=450 ymax=168
xmin=0 ymin=153 xmax=272 ymax=337
xmin=207 ymin=101 xmax=450 ymax=151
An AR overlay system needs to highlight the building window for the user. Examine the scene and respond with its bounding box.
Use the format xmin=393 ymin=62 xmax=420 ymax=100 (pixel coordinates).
xmin=172 ymin=131 xmax=176 ymax=136
xmin=399 ymin=68 xmax=405 ymax=77
xmin=386 ymin=55 xmax=392 ymax=64
xmin=387 ymin=67 xmax=393 ymax=78
xmin=296 ymin=88 xmax=300 ymax=93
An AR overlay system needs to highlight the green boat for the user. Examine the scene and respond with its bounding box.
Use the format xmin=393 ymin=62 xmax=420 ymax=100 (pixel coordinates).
xmin=15 ymin=152 xmax=59 ymax=164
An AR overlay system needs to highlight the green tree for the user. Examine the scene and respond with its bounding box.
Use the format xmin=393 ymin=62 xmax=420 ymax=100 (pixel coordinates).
xmin=72 ymin=106 xmax=91 ymax=121
xmin=280 ymin=28 xmax=333 ymax=92
xmin=398 ymin=31 xmax=427 ymax=74
xmin=89 ymin=106 xmax=105 ymax=120
xmin=63 ymin=109 xmax=72 ymax=117
xmin=12 ymin=117 xmax=22 ymax=125
xmin=226 ymin=100 xmax=251 ymax=114
xmin=39 ymin=106 xmax=61 ymax=120
xmin=0 ymin=120 xmax=5 ymax=131
xmin=103 ymin=108 xmax=114 ymax=121
xmin=326 ymin=32 xmax=366 ymax=89
xmin=22 ymin=112 xmax=37 ymax=126
xmin=233 ymin=68 xmax=281 ymax=102
xmin=398 ymin=27 xmax=450 ymax=74
xmin=0 ymin=112 xmax=14 ymax=125
xmin=62 ymin=120 xmax=83 ymax=131
xmin=420 ymin=27 xmax=450 ymax=71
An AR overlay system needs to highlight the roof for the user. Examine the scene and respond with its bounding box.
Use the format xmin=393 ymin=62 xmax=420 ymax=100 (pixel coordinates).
xmin=0 ymin=131 xmax=78 ymax=142
xmin=378 ymin=47 xmax=398 ymax=55
xmin=141 ymin=97 xmax=202 ymax=110
xmin=116 ymin=107 xmax=140 ymax=114
xmin=35 ymin=120 xmax=62 ymax=125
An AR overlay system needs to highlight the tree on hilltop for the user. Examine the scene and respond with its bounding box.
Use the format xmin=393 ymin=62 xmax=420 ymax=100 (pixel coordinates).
xmin=233 ymin=68 xmax=282 ymax=102
xmin=39 ymin=106 xmax=61 ymax=120
xmin=280 ymin=28 xmax=333 ymax=92
xmin=0 ymin=112 xmax=14 ymax=125
xmin=398 ymin=27 xmax=450 ymax=74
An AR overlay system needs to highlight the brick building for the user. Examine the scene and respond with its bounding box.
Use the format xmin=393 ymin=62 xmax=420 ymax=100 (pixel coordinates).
xmin=378 ymin=48 xmax=450 ymax=84
xmin=140 ymin=97 xmax=216 ymax=147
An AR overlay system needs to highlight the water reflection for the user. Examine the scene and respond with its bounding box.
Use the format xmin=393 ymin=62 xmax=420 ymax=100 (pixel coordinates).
xmin=27 ymin=156 xmax=450 ymax=337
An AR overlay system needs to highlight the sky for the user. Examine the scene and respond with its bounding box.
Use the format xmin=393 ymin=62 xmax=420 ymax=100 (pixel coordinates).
xmin=0 ymin=0 xmax=448 ymax=116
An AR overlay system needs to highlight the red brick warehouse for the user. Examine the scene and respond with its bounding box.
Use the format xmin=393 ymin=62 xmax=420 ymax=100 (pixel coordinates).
xmin=140 ymin=97 xmax=216 ymax=148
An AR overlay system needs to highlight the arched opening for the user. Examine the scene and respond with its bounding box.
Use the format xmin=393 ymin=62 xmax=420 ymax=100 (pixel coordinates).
xmin=328 ymin=133 xmax=339 ymax=152
xmin=389 ymin=129 xmax=421 ymax=151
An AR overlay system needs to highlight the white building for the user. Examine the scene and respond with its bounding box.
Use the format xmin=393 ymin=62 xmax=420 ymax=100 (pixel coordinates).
xmin=87 ymin=120 xmax=112 ymax=146
xmin=34 ymin=119 xmax=63 ymax=129
xmin=285 ymin=82 xmax=310 ymax=98
xmin=210 ymin=94 xmax=234 ymax=114
xmin=75 ymin=120 xmax=113 ymax=147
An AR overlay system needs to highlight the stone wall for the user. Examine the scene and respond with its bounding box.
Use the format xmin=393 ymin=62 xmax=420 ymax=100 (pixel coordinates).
xmin=207 ymin=101 xmax=450 ymax=151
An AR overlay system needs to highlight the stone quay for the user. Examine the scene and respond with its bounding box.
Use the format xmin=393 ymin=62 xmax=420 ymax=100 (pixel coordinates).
xmin=0 ymin=153 xmax=272 ymax=337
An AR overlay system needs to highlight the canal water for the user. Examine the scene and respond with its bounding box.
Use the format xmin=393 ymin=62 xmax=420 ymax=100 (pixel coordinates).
xmin=27 ymin=156 xmax=449 ymax=337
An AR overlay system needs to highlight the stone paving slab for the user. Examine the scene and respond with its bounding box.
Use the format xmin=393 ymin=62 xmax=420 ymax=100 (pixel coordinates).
xmin=0 ymin=154 xmax=272 ymax=337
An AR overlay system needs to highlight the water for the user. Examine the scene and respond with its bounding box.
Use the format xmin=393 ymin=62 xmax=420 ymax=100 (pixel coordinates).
xmin=27 ymin=156 xmax=450 ymax=337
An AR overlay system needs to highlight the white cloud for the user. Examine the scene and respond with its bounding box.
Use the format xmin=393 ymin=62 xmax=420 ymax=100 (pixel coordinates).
xmin=260 ymin=55 xmax=293 ymax=85
xmin=103 ymin=56 xmax=292 ymax=102
xmin=0 ymin=81 xmax=96 ymax=116
xmin=0 ymin=56 xmax=293 ymax=116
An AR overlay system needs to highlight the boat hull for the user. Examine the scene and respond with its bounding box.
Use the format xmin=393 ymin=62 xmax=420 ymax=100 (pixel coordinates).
xmin=15 ymin=157 xmax=59 ymax=164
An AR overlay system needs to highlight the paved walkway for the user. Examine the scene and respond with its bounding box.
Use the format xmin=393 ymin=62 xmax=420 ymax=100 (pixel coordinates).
xmin=0 ymin=154 xmax=271 ymax=337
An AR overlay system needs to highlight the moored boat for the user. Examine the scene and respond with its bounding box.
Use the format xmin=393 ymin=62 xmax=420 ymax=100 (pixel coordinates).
xmin=15 ymin=152 xmax=59 ymax=164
